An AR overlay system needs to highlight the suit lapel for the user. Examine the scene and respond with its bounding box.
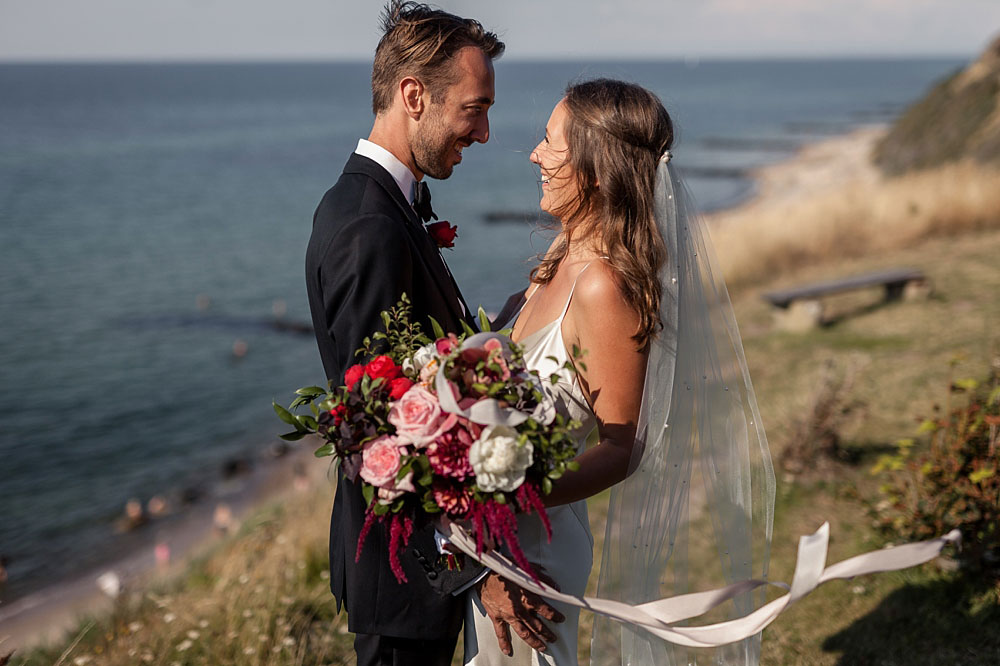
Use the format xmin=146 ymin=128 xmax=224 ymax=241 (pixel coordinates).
xmin=344 ymin=154 xmax=471 ymax=328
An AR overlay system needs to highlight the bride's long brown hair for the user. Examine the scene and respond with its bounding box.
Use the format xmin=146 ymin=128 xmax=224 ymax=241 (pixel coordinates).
xmin=530 ymin=78 xmax=674 ymax=348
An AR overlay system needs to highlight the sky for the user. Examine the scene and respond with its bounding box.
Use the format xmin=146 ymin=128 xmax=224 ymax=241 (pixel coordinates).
xmin=1 ymin=0 xmax=999 ymax=62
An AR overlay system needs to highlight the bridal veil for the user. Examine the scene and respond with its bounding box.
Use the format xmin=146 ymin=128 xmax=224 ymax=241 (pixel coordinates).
xmin=590 ymin=154 xmax=776 ymax=665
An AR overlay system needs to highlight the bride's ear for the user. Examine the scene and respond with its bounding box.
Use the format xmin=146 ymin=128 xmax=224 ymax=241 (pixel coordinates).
xmin=400 ymin=76 xmax=425 ymax=119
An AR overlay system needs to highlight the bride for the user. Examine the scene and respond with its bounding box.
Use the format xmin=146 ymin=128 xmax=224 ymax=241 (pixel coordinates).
xmin=464 ymin=79 xmax=775 ymax=666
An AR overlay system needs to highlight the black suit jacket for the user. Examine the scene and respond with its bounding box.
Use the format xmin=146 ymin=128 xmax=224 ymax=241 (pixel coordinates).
xmin=305 ymin=153 xmax=481 ymax=640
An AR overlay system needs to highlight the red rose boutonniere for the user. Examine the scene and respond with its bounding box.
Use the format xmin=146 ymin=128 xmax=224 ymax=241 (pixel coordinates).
xmin=427 ymin=220 xmax=458 ymax=249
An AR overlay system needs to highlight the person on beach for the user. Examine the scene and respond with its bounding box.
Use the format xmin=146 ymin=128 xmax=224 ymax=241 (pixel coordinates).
xmin=462 ymin=79 xmax=774 ymax=665
xmin=304 ymin=3 xmax=561 ymax=664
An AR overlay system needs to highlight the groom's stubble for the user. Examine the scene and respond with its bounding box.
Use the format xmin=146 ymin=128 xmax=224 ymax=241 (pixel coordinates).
xmin=411 ymin=105 xmax=456 ymax=180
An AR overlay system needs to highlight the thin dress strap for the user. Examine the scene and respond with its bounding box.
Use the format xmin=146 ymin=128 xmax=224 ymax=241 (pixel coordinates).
xmin=555 ymin=260 xmax=596 ymax=324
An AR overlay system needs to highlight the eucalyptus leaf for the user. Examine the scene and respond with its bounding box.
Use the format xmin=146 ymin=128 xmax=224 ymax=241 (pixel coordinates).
xmin=279 ymin=431 xmax=307 ymax=442
xmin=362 ymin=484 xmax=375 ymax=506
xmin=296 ymin=386 xmax=327 ymax=396
xmin=314 ymin=443 xmax=334 ymax=456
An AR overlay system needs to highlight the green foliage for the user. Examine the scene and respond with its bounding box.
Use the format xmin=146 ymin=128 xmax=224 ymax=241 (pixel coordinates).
xmin=358 ymin=292 xmax=433 ymax=361
xmin=870 ymin=364 xmax=1000 ymax=574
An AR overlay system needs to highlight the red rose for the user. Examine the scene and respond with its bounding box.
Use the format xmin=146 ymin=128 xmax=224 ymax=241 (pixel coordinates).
xmin=365 ymin=355 xmax=401 ymax=382
xmin=344 ymin=364 xmax=365 ymax=391
xmin=388 ymin=377 xmax=415 ymax=400
xmin=427 ymin=221 xmax=458 ymax=249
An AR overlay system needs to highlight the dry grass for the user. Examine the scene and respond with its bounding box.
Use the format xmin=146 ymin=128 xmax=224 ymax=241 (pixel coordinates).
xmin=711 ymin=159 xmax=1000 ymax=289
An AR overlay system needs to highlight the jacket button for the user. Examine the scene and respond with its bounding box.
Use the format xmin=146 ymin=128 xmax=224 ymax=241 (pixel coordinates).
xmin=427 ymin=570 xmax=438 ymax=580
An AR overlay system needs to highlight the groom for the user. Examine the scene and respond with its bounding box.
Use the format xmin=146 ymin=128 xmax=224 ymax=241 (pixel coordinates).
xmin=306 ymin=3 xmax=560 ymax=664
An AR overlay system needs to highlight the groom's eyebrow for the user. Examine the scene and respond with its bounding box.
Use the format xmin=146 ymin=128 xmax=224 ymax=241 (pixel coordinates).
xmin=464 ymin=96 xmax=494 ymax=107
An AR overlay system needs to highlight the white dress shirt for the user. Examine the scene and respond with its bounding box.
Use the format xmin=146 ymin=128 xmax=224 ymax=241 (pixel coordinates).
xmin=354 ymin=138 xmax=417 ymax=205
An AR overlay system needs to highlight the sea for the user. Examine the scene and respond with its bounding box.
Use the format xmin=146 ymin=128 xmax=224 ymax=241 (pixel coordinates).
xmin=0 ymin=58 xmax=965 ymax=604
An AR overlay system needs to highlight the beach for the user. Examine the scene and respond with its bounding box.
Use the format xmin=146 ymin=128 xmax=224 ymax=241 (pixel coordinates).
xmin=0 ymin=443 xmax=333 ymax=653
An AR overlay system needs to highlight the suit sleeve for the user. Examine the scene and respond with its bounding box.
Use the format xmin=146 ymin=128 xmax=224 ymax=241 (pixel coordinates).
xmin=317 ymin=213 xmax=414 ymax=382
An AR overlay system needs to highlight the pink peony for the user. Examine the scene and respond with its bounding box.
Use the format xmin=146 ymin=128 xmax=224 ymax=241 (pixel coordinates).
xmin=427 ymin=422 xmax=475 ymax=481
xmin=359 ymin=435 xmax=405 ymax=488
xmin=435 ymin=334 xmax=459 ymax=356
xmin=387 ymin=386 xmax=453 ymax=447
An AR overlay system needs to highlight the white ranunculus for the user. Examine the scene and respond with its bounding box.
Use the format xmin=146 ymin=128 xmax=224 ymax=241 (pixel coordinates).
xmin=403 ymin=342 xmax=439 ymax=375
xmin=469 ymin=425 xmax=533 ymax=492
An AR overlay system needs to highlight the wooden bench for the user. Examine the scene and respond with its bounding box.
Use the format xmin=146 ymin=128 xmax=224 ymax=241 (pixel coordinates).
xmin=762 ymin=268 xmax=931 ymax=331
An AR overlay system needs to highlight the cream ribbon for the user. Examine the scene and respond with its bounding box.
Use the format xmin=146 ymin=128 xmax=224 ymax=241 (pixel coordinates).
xmin=434 ymin=331 xmax=556 ymax=427
xmin=437 ymin=520 xmax=960 ymax=648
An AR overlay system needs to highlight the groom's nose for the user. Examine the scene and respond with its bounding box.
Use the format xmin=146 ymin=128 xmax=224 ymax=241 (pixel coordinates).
xmin=470 ymin=113 xmax=490 ymax=144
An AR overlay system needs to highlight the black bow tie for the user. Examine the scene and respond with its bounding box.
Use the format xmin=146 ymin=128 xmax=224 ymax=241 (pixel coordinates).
xmin=413 ymin=181 xmax=438 ymax=223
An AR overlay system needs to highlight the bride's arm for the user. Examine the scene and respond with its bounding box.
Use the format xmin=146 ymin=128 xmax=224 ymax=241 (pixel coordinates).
xmin=542 ymin=261 xmax=647 ymax=507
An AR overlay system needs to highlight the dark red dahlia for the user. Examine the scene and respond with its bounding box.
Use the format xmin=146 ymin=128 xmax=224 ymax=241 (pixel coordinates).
xmin=427 ymin=425 xmax=474 ymax=481
xmin=432 ymin=482 xmax=473 ymax=518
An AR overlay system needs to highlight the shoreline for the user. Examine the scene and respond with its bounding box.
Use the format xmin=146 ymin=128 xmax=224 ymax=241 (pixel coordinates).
xmin=0 ymin=439 xmax=331 ymax=653
xmin=706 ymin=124 xmax=886 ymax=227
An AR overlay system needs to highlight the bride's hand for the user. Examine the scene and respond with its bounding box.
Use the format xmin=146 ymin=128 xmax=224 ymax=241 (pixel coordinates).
xmin=477 ymin=567 xmax=564 ymax=656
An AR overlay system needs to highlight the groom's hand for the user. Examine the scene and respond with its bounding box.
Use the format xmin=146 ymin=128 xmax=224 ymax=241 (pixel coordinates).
xmin=476 ymin=569 xmax=565 ymax=656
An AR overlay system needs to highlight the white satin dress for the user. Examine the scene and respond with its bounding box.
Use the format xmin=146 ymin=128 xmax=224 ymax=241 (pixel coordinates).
xmin=464 ymin=265 xmax=598 ymax=666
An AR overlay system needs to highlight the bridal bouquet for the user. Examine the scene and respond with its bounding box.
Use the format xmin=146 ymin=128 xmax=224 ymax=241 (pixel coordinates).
xmin=274 ymin=295 xmax=581 ymax=583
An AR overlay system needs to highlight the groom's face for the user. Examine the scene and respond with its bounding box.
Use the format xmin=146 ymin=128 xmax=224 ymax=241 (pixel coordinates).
xmin=412 ymin=46 xmax=495 ymax=180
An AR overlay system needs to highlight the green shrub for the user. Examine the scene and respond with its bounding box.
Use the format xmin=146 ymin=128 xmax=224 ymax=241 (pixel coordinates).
xmin=870 ymin=365 xmax=1000 ymax=574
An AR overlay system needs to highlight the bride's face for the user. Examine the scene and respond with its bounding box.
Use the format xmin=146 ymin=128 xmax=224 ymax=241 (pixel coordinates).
xmin=530 ymin=100 xmax=580 ymax=219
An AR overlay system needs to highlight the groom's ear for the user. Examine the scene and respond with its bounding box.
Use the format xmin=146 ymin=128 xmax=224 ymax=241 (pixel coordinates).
xmin=399 ymin=76 xmax=426 ymax=120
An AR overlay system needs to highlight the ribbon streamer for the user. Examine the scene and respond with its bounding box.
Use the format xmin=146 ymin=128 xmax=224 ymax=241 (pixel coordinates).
xmin=437 ymin=520 xmax=960 ymax=648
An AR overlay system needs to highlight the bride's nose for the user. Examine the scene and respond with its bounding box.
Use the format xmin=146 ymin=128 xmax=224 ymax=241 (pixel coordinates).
xmin=529 ymin=146 xmax=541 ymax=164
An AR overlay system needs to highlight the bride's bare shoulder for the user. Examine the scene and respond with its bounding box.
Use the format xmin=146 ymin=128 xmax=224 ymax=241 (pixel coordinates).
xmin=571 ymin=260 xmax=641 ymax=328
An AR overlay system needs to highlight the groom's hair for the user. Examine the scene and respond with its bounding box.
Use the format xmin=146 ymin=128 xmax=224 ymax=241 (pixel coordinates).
xmin=371 ymin=1 xmax=504 ymax=115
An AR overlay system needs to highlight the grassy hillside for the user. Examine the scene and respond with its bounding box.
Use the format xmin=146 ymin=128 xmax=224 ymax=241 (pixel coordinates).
xmin=874 ymin=35 xmax=1000 ymax=175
